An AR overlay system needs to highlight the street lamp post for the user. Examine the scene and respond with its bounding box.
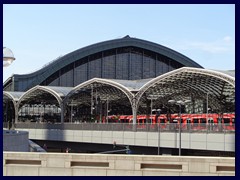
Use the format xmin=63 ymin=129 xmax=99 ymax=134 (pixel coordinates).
xmin=91 ymin=85 xmax=94 ymax=121
xmin=206 ymin=92 xmax=209 ymax=121
xmin=101 ymin=97 xmax=109 ymax=124
xmin=168 ymin=99 xmax=191 ymax=156
xmin=150 ymin=98 xmax=153 ymax=124
xmin=147 ymin=95 xmax=159 ymax=124
xmin=156 ymin=109 xmax=161 ymax=155
xmin=178 ymin=103 xmax=182 ymax=156
xmin=70 ymin=104 xmax=73 ymax=123
xmin=69 ymin=102 xmax=77 ymax=123
xmin=106 ymin=97 xmax=109 ymax=124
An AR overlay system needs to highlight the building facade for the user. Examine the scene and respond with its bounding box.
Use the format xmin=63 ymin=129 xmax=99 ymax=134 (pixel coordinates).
xmin=3 ymin=36 xmax=235 ymax=126
xmin=3 ymin=36 xmax=202 ymax=92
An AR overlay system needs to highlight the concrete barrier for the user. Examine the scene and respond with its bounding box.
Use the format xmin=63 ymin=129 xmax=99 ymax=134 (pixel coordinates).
xmin=3 ymin=152 xmax=235 ymax=176
xmin=16 ymin=128 xmax=235 ymax=152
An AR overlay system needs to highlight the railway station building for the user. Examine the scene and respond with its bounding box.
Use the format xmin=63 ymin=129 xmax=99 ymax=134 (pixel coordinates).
xmin=3 ymin=35 xmax=235 ymax=125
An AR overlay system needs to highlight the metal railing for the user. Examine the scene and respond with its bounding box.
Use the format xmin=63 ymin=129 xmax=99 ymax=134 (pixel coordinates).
xmin=11 ymin=122 xmax=235 ymax=133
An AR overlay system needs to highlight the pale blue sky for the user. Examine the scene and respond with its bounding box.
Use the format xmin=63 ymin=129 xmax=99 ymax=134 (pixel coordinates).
xmin=3 ymin=4 xmax=235 ymax=82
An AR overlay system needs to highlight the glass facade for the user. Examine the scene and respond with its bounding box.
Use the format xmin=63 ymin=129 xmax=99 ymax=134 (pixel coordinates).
xmin=41 ymin=46 xmax=184 ymax=87
xmin=116 ymin=53 xmax=129 ymax=79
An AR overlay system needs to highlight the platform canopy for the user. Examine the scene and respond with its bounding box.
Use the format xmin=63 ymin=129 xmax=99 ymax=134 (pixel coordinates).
xmin=3 ymin=91 xmax=24 ymax=101
xmin=17 ymin=86 xmax=73 ymax=109
xmin=3 ymin=67 xmax=235 ymax=124
xmin=135 ymin=67 xmax=235 ymax=113
xmin=64 ymin=67 xmax=235 ymax=114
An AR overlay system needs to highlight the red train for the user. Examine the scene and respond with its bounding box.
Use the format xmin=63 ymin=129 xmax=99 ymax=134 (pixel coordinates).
xmin=105 ymin=113 xmax=235 ymax=131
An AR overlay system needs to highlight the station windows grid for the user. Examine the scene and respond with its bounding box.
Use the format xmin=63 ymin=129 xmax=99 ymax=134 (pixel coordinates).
xmin=42 ymin=47 xmax=183 ymax=87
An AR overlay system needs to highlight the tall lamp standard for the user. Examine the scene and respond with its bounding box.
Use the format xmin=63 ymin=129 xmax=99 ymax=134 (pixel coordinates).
xmin=156 ymin=108 xmax=161 ymax=155
xmin=106 ymin=97 xmax=109 ymax=124
xmin=168 ymin=99 xmax=191 ymax=156
xmin=147 ymin=95 xmax=159 ymax=124
xmin=3 ymin=47 xmax=16 ymax=130
xmin=206 ymin=92 xmax=209 ymax=122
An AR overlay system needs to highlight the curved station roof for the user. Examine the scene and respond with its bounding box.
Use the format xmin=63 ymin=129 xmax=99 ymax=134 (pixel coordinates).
xmin=4 ymin=36 xmax=203 ymax=92
xmin=3 ymin=36 xmax=235 ymax=124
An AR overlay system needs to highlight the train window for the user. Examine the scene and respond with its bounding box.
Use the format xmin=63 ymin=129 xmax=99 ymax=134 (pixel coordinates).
xmin=193 ymin=118 xmax=198 ymax=123
xmin=193 ymin=118 xmax=198 ymax=126
xmin=200 ymin=118 xmax=206 ymax=123
xmin=199 ymin=118 xmax=206 ymax=127
xmin=187 ymin=118 xmax=191 ymax=123
xmin=147 ymin=119 xmax=152 ymax=123
xmin=160 ymin=119 xmax=165 ymax=123
xmin=232 ymin=118 xmax=235 ymax=124
xmin=223 ymin=118 xmax=230 ymax=124
xmin=139 ymin=119 xmax=146 ymax=124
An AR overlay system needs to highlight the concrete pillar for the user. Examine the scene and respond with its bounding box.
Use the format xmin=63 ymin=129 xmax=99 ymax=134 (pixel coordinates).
xmin=131 ymin=98 xmax=138 ymax=125
xmin=15 ymin=103 xmax=19 ymax=124
xmin=132 ymin=108 xmax=137 ymax=125
xmin=132 ymin=98 xmax=138 ymax=132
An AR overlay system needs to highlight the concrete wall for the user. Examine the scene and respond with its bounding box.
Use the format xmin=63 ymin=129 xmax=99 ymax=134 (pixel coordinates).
xmin=3 ymin=130 xmax=29 ymax=152
xmin=3 ymin=152 xmax=235 ymax=176
xmin=16 ymin=128 xmax=235 ymax=152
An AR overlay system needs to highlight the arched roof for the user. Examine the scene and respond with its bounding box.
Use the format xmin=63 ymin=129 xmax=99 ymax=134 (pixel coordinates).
xmin=10 ymin=36 xmax=203 ymax=89
xmin=105 ymin=69 xmax=235 ymax=93
xmin=3 ymin=91 xmax=24 ymax=101
xmin=3 ymin=91 xmax=25 ymax=107
xmin=64 ymin=78 xmax=135 ymax=106
xmin=4 ymin=67 xmax=234 ymax=120
xmin=108 ymin=78 xmax=153 ymax=91
xmin=17 ymin=85 xmax=73 ymax=108
xmin=135 ymin=67 xmax=235 ymax=109
xmin=212 ymin=69 xmax=235 ymax=78
xmin=10 ymin=67 xmax=234 ymax=111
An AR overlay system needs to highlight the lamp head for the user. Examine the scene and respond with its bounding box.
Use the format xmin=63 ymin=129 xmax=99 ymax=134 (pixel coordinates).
xmin=3 ymin=47 xmax=16 ymax=67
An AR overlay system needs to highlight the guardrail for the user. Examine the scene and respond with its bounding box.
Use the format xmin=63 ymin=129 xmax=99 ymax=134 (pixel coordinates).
xmin=10 ymin=122 xmax=235 ymax=133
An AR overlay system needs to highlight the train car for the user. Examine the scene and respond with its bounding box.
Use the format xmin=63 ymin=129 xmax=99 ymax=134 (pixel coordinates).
xmin=221 ymin=113 xmax=235 ymax=131
xmin=107 ymin=112 xmax=235 ymax=131
xmin=118 ymin=115 xmax=128 ymax=123
xmin=180 ymin=113 xmax=235 ymax=131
